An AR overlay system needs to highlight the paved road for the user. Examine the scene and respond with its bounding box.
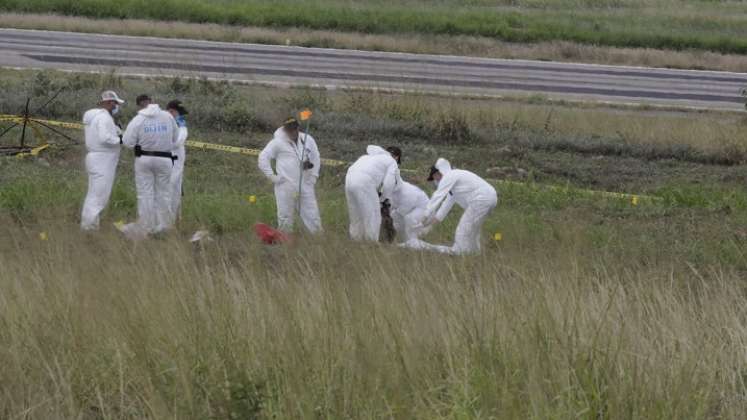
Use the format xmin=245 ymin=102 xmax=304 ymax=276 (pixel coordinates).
xmin=1 ymin=28 xmax=747 ymax=110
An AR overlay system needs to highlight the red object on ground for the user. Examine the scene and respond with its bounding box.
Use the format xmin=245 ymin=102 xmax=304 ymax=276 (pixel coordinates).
xmin=254 ymin=223 xmax=291 ymax=245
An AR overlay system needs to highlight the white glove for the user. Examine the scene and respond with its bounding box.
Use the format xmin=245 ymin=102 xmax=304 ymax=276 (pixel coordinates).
xmin=270 ymin=175 xmax=285 ymax=185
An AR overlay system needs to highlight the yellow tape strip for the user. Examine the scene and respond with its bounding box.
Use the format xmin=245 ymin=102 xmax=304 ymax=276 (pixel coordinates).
xmin=15 ymin=144 xmax=50 ymax=159
xmin=185 ymin=140 xmax=347 ymax=167
xmin=1 ymin=115 xmax=656 ymax=200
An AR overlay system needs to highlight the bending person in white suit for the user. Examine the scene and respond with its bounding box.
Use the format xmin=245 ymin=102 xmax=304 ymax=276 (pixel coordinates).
xmin=345 ymin=146 xmax=401 ymax=241
xmin=420 ymin=158 xmax=498 ymax=255
xmin=390 ymin=180 xmax=432 ymax=244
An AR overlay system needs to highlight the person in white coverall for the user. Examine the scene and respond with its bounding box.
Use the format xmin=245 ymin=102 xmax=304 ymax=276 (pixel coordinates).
xmin=345 ymin=145 xmax=401 ymax=241
xmin=421 ymin=158 xmax=498 ymax=255
xmin=390 ymin=180 xmax=431 ymax=243
xmin=258 ymin=118 xmax=322 ymax=233
xmin=122 ymin=95 xmax=179 ymax=235
xmin=166 ymin=100 xmax=188 ymax=221
xmin=80 ymin=90 xmax=125 ymax=231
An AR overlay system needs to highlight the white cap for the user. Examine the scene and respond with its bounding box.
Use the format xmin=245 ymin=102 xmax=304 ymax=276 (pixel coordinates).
xmin=100 ymin=90 xmax=125 ymax=104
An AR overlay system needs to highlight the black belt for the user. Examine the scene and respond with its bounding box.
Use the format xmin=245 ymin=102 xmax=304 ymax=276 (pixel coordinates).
xmin=134 ymin=145 xmax=176 ymax=160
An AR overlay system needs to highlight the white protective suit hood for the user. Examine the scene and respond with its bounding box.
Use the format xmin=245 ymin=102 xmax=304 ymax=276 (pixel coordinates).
xmin=82 ymin=108 xmax=121 ymax=153
xmin=138 ymin=103 xmax=161 ymax=118
xmin=434 ymin=158 xmax=452 ymax=175
xmin=122 ymin=104 xmax=179 ymax=153
xmin=366 ymin=145 xmax=389 ymax=156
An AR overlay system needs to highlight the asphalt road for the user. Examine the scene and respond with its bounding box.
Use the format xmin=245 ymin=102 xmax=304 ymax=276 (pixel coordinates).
xmin=1 ymin=28 xmax=747 ymax=110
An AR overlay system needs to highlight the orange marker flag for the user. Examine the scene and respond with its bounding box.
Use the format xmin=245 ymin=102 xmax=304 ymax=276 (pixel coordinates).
xmin=299 ymin=109 xmax=313 ymax=121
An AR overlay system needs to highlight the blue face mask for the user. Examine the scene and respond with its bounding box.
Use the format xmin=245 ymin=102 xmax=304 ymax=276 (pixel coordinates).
xmin=175 ymin=115 xmax=187 ymax=127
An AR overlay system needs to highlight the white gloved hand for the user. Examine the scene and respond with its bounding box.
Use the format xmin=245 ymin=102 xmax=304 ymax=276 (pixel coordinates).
xmin=270 ymin=175 xmax=285 ymax=185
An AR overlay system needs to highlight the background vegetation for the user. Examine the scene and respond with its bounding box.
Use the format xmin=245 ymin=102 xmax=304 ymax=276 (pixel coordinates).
xmin=3 ymin=0 xmax=747 ymax=55
xmin=1 ymin=69 xmax=746 ymax=418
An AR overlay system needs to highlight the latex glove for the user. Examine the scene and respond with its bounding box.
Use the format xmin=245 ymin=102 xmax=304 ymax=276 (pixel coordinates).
xmin=304 ymin=175 xmax=318 ymax=186
xmin=270 ymin=175 xmax=285 ymax=185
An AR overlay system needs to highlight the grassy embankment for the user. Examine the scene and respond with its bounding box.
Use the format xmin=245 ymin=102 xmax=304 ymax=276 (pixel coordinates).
xmin=1 ymin=68 xmax=747 ymax=418
xmin=4 ymin=1 xmax=747 ymax=71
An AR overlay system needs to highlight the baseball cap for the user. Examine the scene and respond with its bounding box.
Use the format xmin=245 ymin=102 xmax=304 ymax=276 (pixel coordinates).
xmin=100 ymin=90 xmax=125 ymax=104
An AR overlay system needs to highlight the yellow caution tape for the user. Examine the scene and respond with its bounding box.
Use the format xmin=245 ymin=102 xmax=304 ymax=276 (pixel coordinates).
xmin=185 ymin=140 xmax=347 ymax=167
xmin=0 ymin=115 xmax=85 ymax=130
xmin=1 ymin=114 xmax=657 ymax=201
xmin=15 ymin=144 xmax=50 ymax=159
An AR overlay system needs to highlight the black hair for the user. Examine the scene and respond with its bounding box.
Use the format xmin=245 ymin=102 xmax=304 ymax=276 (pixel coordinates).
xmin=166 ymin=99 xmax=188 ymax=115
xmin=386 ymin=146 xmax=402 ymax=164
xmin=136 ymin=94 xmax=152 ymax=106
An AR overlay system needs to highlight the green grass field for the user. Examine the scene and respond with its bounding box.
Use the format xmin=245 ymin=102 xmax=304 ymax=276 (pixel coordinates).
xmin=1 ymin=69 xmax=747 ymax=418
xmin=3 ymin=0 xmax=747 ymax=55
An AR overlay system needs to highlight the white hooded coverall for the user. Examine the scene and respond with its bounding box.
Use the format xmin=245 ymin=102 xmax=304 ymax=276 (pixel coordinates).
xmin=169 ymin=122 xmax=188 ymax=219
xmin=80 ymin=108 xmax=121 ymax=231
xmin=423 ymin=158 xmax=498 ymax=255
xmin=122 ymin=104 xmax=179 ymax=234
xmin=344 ymin=145 xmax=400 ymax=241
xmin=258 ymin=127 xmax=322 ymax=233
xmin=390 ymin=181 xmax=431 ymax=242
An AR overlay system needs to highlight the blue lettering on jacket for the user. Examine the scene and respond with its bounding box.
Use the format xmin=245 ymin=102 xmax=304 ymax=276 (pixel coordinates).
xmin=143 ymin=124 xmax=169 ymax=134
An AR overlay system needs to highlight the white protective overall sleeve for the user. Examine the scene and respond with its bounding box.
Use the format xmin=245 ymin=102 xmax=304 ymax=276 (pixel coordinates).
xmin=424 ymin=172 xmax=458 ymax=221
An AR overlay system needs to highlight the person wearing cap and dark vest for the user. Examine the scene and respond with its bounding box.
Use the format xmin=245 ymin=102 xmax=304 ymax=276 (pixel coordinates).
xmin=419 ymin=158 xmax=498 ymax=255
xmin=121 ymin=94 xmax=179 ymax=235
xmin=344 ymin=145 xmax=401 ymax=241
xmin=166 ymin=100 xmax=188 ymax=221
xmin=258 ymin=118 xmax=322 ymax=233
xmin=80 ymin=90 xmax=126 ymax=231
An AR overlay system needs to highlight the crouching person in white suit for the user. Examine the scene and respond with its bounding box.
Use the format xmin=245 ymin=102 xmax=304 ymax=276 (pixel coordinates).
xmin=121 ymin=94 xmax=179 ymax=236
xmin=258 ymin=118 xmax=322 ymax=233
xmin=390 ymin=180 xmax=432 ymax=244
xmin=80 ymin=90 xmax=125 ymax=231
xmin=420 ymin=158 xmax=498 ymax=255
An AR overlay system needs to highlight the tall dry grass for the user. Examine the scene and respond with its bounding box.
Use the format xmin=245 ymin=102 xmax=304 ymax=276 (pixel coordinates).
xmin=1 ymin=220 xmax=746 ymax=419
